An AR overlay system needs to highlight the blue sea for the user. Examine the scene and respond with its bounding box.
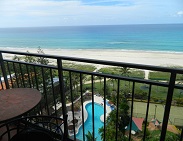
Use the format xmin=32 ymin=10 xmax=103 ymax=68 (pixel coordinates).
xmin=0 ymin=24 xmax=183 ymax=52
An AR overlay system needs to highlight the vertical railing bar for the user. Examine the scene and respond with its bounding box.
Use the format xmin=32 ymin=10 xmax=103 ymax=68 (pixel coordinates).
xmin=57 ymin=58 xmax=68 ymax=139
xmin=91 ymin=74 xmax=95 ymax=140
xmin=6 ymin=124 xmax=11 ymax=141
xmin=0 ymin=53 xmax=9 ymax=89
xmin=19 ymin=64 xmax=25 ymax=87
xmin=80 ymin=73 xmax=84 ymax=141
xmin=50 ymin=68 xmax=58 ymax=117
xmin=6 ymin=62 xmax=14 ymax=88
xmin=103 ymin=77 xmax=106 ymax=141
xmin=26 ymin=65 xmax=32 ymax=88
xmin=115 ymin=79 xmax=120 ymax=141
xmin=34 ymin=66 xmax=39 ymax=90
xmin=33 ymin=66 xmax=43 ymax=115
xmin=33 ymin=66 xmax=43 ymax=119
xmin=79 ymin=73 xmax=85 ymax=141
xmin=142 ymin=84 xmax=152 ymax=141
xmin=13 ymin=62 xmax=19 ymax=88
xmin=69 ymin=72 xmax=76 ymax=140
xmin=41 ymin=67 xmax=49 ymax=115
xmin=160 ymin=71 xmax=176 ymax=141
xmin=128 ymin=81 xmax=135 ymax=141
xmin=30 ymin=71 xmax=35 ymax=88
xmin=180 ymin=128 xmax=183 ymax=141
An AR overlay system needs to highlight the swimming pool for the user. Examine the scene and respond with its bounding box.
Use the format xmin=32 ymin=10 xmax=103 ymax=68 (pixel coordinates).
xmin=76 ymin=102 xmax=104 ymax=141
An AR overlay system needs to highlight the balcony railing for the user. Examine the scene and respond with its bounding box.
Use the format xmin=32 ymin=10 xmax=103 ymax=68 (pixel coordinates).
xmin=0 ymin=50 xmax=183 ymax=141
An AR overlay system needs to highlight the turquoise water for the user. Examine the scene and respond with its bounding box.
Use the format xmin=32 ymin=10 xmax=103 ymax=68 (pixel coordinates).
xmin=0 ymin=24 xmax=183 ymax=52
xmin=76 ymin=103 xmax=104 ymax=141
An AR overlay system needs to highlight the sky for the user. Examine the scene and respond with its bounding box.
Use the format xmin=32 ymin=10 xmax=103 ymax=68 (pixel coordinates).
xmin=0 ymin=0 xmax=183 ymax=27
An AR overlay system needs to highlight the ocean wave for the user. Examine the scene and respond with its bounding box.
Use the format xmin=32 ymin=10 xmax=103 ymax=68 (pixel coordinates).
xmin=117 ymin=49 xmax=183 ymax=54
xmin=108 ymin=41 xmax=131 ymax=44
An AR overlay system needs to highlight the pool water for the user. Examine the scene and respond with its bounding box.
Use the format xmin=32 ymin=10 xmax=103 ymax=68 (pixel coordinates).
xmin=76 ymin=103 xmax=104 ymax=141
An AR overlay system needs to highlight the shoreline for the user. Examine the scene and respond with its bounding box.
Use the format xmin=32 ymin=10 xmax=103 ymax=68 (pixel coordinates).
xmin=2 ymin=47 xmax=183 ymax=54
xmin=1 ymin=48 xmax=183 ymax=67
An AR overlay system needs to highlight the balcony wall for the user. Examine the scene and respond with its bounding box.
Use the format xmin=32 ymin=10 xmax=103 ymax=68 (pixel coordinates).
xmin=0 ymin=50 xmax=183 ymax=141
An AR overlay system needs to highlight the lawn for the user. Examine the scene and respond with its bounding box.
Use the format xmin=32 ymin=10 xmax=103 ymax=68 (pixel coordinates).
xmin=99 ymin=67 xmax=145 ymax=79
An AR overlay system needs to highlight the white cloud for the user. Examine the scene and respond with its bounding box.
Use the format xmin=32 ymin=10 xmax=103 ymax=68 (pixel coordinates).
xmin=0 ymin=0 xmax=183 ymax=27
xmin=0 ymin=0 xmax=82 ymax=16
xmin=177 ymin=11 xmax=183 ymax=16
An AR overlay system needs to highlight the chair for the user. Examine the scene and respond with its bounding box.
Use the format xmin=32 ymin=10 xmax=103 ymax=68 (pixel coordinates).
xmin=0 ymin=115 xmax=67 ymax=141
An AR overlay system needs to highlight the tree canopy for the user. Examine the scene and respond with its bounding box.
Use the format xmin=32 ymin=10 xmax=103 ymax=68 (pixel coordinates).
xmin=99 ymin=95 xmax=130 ymax=141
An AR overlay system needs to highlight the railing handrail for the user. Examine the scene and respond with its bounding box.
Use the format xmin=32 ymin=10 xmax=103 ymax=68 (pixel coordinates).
xmin=4 ymin=57 xmax=183 ymax=90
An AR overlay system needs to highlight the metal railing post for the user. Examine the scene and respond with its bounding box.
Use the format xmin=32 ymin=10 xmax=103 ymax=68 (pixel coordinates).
xmin=0 ymin=52 xmax=9 ymax=89
xmin=160 ymin=71 xmax=176 ymax=141
xmin=57 ymin=58 xmax=68 ymax=139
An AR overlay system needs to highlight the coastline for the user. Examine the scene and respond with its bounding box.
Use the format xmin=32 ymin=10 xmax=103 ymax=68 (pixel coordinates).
xmin=1 ymin=48 xmax=183 ymax=67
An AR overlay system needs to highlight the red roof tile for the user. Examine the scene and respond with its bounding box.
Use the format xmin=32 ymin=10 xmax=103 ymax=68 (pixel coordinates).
xmin=132 ymin=117 xmax=144 ymax=131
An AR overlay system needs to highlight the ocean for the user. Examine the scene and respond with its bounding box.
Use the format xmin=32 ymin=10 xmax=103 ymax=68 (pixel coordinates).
xmin=0 ymin=24 xmax=183 ymax=52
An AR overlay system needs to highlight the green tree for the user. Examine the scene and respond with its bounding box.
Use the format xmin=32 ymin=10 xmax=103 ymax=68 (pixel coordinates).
xmin=72 ymin=73 xmax=80 ymax=91
xmin=99 ymin=95 xmax=130 ymax=140
xmin=24 ymin=51 xmax=36 ymax=63
xmin=5 ymin=48 xmax=59 ymax=115
xmin=119 ymin=67 xmax=131 ymax=77
xmin=99 ymin=121 xmax=128 ymax=141
xmin=102 ymin=84 xmax=111 ymax=99
xmin=146 ymin=130 xmax=179 ymax=141
xmin=80 ymin=74 xmax=87 ymax=86
xmin=12 ymin=55 xmax=21 ymax=61
xmin=97 ymin=75 xmax=103 ymax=93
xmin=85 ymin=131 xmax=97 ymax=141
xmin=63 ymin=71 xmax=70 ymax=90
xmin=36 ymin=47 xmax=49 ymax=65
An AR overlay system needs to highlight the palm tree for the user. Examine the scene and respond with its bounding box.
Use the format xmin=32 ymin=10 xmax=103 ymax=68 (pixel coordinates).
xmin=72 ymin=73 xmax=80 ymax=90
xmin=97 ymin=75 xmax=103 ymax=93
xmin=80 ymin=74 xmax=87 ymax=86
xmin=109 ymin=72 xmax=116 ymax=90
xmin=119 ymin=67 xmax=131 ymax=95
xmin=85 ymin=131 xmax=97 ymax=141
xmin=119 ymin=67 xmax=131 ymax=77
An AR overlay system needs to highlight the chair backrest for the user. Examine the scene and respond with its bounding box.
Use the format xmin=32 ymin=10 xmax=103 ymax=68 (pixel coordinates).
xmin=0 ymin=115 xmax=67 ymax=141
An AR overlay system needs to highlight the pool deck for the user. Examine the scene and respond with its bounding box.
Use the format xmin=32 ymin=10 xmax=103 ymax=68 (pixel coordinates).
xmin=67 ymin=94 xmax=113 ymax=136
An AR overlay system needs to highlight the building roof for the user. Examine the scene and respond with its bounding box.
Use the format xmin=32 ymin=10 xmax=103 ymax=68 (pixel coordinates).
xmin=126 ymin=117 xmax=144 ymax=132
xmin=132 ymin=117 xmax=144 ymax=131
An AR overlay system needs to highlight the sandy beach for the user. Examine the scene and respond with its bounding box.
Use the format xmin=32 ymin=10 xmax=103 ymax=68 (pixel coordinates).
xmin=2 ymin=48 xmax=183 ymax=67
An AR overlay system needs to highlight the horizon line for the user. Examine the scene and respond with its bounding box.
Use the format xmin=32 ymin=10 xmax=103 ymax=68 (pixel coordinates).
xmin=0 ymin=23 xmax=183 ymax=29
